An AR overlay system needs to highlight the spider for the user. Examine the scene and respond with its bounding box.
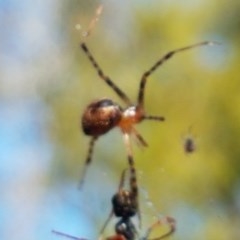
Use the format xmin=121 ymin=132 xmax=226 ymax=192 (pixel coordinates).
xmin=182 ymin=126 xmax=197 ymax=154
xmin=184 ymin=136 xmax=196 ymax=154
xmin=79 ymin=40 xmax=216 ymax=187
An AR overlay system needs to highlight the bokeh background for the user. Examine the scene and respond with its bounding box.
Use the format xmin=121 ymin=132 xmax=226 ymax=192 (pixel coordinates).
xmin=1 ymin=0 xmax=240 ymax=239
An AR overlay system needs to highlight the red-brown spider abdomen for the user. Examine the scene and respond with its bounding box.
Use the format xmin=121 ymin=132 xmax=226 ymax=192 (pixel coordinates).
xmin=81 ymin=98 xmax=122 ymax=136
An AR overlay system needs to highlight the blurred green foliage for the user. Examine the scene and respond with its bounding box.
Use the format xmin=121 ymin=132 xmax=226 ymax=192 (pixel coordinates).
xmin=43 ymin=0 xmax=240 ymax=239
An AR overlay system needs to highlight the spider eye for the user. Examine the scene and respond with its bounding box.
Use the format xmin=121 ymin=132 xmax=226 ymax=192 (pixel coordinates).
xmin=81 ymin=98 xmax=122 ymax=136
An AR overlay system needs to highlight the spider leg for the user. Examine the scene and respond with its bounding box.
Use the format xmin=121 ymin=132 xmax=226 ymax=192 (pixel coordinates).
xmin=137 ymin=41 xmax=218 ymax=109
xmin=144 ymin=216 xmax=176 ymax=240
xmin=52 ymin=230 xmax=87 ymax=240
xmin=122 ymin=132 xmax=141 ymax=228
xmin=100 ymin=169 xmax=130 ymax=236
xmin=99 ymin=210 xmax=114 ymax=236
xmin=143 ymin=115 xmax=165 ymax=122
xmin=79 ymin=136 xmax=98 ymax=188
xmin=118 ymin=168 xmax=128 ymax=190
xmin=132 ymin=127 xmax=148 ymax=148
xmin=80 ymin=43 xmax=132 ymax=106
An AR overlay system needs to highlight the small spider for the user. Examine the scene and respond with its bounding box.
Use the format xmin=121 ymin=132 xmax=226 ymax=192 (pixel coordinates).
xmin=182 ymin=126 xmax=197 ymax=154
xmin=184 ymin=136 xmax=196 ymax=154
